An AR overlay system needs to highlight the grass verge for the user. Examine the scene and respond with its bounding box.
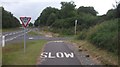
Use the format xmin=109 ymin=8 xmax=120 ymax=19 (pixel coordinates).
xmin=0 ymin=29 xmax=2 ymax=32
xmin=2 ymin=40 xmax=47 ymax=65
xmin=2 ymin=28 xmax=22 ymax=32
xmin=69 ymin=40 xmax=118 ymax=65
xmin=28 ymin=31 xmax=41 ymax=36
xmin=0 ymin=47 xmax=2 ymax=66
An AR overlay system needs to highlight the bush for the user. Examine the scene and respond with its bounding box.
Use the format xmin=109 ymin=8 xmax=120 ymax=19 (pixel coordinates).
xmin=50 ymin=28 xmax=74 ymax=35
xmin=86 ymin=19 xmax=118 ymax=54
xmin=76 ymin=13 xmax=99 ymax=30
xmin=53 ymin=17 xmax=76 ymax=29
xmin=76 ymin=29 xmax=87 ymax=40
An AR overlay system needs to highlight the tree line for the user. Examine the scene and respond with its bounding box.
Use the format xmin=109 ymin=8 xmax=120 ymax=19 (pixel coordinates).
xmin=1 ymin=7 xmax=21 ymax=29
xmin=35 ymin=1 xmax=119 ymax=34
xmin=34 ymin=1 xmax=98 ymax=28
xmin=35 ymin=1 xmax=120 ymax=54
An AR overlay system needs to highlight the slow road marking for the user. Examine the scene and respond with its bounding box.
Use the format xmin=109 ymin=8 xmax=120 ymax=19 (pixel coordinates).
xmin=40 ymin=52 xmax=74 ymax=58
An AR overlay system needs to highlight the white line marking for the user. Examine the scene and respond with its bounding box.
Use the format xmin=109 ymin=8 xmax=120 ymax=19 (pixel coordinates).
xmin=9 ymin=33 xmax=12 ymax=35
xmin=29 ymin=37 xmax=33 ymax=40
xmin=47 ymin=41 xmax=64 ymax=43
xmin=4 ymin=30 xmax=31 ymax=41
xmin=13 ymin=33 xmax=16 ymax=34
xmin=5 ymin=34 xmax=8 ymax=36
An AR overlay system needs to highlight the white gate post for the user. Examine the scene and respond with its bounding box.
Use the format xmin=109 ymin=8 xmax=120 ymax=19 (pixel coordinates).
xmin=2 ymin=36 xmax=5 ymax=47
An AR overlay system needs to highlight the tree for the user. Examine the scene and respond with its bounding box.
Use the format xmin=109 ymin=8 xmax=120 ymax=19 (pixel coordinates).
xmin=35 ymin=1 xmax=100 ymax=35
xmin=35 ymin=7 xmax=59 ymax=26
xmin=34 ymin=20 xmax=40 ymax=27
xmin=117 ymin=3 xmax=120 ymax=18
xmin=106 ymin=9 xmax=117 ymax=19
xmin=60 ymin=1 xmax=76 ymax=18
xmin=2 ymin=7 xmax=20 ymax=28
xmin=29 ymin=22 xmax=33 ymax=27
xmin=46 ymin=13 xmax=57 ymax=26
xmin=77 ymin=6 xmax=98 ymax=16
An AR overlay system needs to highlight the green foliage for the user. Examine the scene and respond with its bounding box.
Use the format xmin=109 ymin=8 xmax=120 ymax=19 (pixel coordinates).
xmin=35 ymin=1 xmax=77 ymax=27
xmin=59 ymin=28 xmax=74 ymax=35
xmin=35 ymin=1 xmax=99 ymax=35
xmin=53 ymin=17 xmax=76 ymax=29
xmin=35 ymin=7 xmax=59 ymax=26
xmin=47 ymin=13 xmax=57 ymax=26
xmin=34 ymin=1 xmax=118 ymax=54
xmin=2 ymin=7 xmax=20 ymax=28
xmin=50 ymin=28 xmax=74 ymax=35
xmin=76 ymin=29 xmax=87 ymax=40
xmin=86 ymin=19 xmax=118 ymax=54
xmin=77 ymin=6 xmax=98 ymax=16
xmin=60 ymin=1 xmax=76 ymax=18
xmin=29 ymin=22 xmax=33 ymax=27
xmin=76 ymin=13 xmax=99 ymax=30
xmin=34 ymin=20 xmax=40 ymax=27
xmin=106 ymin=9 xmax=117 ymax=19
xmin=117 ymin=3 xmax=120 ymax=18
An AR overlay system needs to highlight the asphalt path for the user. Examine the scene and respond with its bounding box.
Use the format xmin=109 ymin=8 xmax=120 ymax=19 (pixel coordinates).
xmin=38 ymin=41 xmax=99 ymax=65
xmin=40 ymin=41 xmax=81 ymax=65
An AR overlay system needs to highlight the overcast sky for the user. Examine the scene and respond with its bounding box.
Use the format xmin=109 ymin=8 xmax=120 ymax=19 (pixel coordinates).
xmin=0 ymin=0 xmax=118 ymax=23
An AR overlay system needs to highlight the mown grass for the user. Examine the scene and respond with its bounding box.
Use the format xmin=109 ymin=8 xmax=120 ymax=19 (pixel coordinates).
xmin=2 ymin=40 xmax=47 ymax=65
xmin=0 ymin=47 xmax=2 ymax=66
xmin=2 ymin=28 xmax=22 ymax=32
xmin=70 ymin=40 xmax=118 ymax=65
xmin=28 ymin=31 xmax=41 ymax=36
xmin=0 ymin=29 xmax=2 ymax=32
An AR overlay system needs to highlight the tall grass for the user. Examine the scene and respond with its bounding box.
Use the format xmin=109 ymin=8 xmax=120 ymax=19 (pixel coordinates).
xmin=77 ymin=19 xmax=118 ymax=54
xmin=86 ymin=19 xmax=118 ymax=54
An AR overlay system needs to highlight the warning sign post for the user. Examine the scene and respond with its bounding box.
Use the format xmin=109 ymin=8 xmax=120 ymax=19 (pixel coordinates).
xmin=20 ymin=16 xmax=31 ymax=53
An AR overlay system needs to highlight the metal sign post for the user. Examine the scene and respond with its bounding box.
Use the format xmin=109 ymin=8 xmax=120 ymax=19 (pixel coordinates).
xmin=24 ymin=28 xmax=26 ymax=53
xmin=20 ymin=16 xmax=31 ymax=53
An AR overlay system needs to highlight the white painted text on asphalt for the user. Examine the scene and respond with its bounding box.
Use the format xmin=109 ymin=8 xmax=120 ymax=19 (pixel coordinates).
xmin=40 ymin=52 xmax=74 ymax=58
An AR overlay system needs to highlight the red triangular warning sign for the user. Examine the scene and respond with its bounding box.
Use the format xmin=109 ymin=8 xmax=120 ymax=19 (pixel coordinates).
xmin=20 ymin=17 xmax=31 ymax=28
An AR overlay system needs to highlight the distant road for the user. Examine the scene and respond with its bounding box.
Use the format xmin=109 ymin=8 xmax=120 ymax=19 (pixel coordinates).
xmin=1 ymin=28 xmax=68 ymax=44
xmin=2 ymin=29 xmax=30 ymax=42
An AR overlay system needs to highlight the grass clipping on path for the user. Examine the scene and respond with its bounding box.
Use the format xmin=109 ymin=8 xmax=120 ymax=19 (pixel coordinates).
xmin=2 ymin=40 xmax=47 ymax=65
xmin=70 ymin=40 xmax=118 ymax=65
